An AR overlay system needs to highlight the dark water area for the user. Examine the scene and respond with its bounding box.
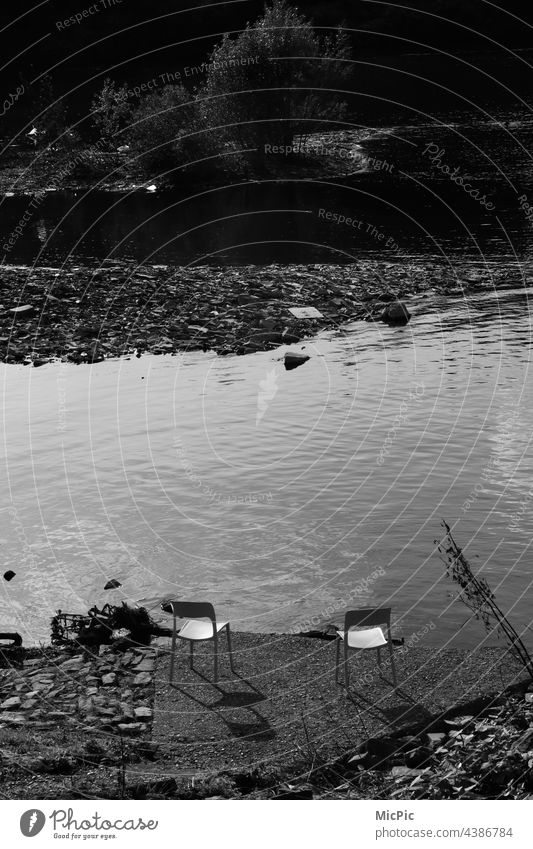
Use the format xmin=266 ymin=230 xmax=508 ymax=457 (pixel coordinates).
xmin=2 ymin=104 xmax=533 ymax=266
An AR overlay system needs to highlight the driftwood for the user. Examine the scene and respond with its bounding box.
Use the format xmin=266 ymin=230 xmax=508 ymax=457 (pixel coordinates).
xmin=51 ymin=603 xmax=171 ymax=648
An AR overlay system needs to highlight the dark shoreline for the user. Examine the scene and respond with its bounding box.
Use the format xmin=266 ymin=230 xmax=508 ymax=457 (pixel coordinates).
xmin=0 ymin=258 xmax=527 ymax=365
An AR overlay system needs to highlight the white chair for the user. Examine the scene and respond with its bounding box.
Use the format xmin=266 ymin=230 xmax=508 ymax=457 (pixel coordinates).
xmin=163 ymin=601 xmax=235 ymax=684
xmin=335 ymin=607 xmax=397 ymax=688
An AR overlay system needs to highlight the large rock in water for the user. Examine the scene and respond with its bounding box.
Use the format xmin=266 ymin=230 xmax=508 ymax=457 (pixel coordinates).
xmin=381 ymin=301 xmax=411 ymax=326
xmin=284 ymin=352 xmax=310 ymax=371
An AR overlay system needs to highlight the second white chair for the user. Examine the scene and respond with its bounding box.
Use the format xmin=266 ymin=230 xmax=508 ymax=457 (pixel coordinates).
xmin=335 ymin=607 xmax=397 ymax=689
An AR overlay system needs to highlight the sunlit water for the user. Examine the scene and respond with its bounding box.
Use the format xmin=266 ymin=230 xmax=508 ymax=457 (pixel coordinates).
xmin=1 ymin=286 xmax=532 ymax=646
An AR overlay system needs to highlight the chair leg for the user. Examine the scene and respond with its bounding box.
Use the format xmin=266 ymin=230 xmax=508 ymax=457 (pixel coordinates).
xmin=226 ymin=625 xmax=235 ymax=673
xmin=189 ymin=641 xmax=194 ymax=671
xmin=213 ymin=635 xmax=218 ymax=684
xmin=335 ymin=637 xmax=341 ymax=684
xmin=388 ymin=641 xmax=398 ymax=687
xmin=344 ymin=642 xmax=350 ymax=689
xmin=169 ymin=619 xmax=177 ymax=683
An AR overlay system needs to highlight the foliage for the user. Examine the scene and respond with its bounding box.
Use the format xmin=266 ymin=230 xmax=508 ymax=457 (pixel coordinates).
xmin=199 ymin=0 xmax=352 ymax=152
xmin=128 ymin=84 xmax=209 ymax=173
xmin=436 ymin=520 xmax=533 ymax=678
xmin=91 ymin=77 xmax=132 ymax=146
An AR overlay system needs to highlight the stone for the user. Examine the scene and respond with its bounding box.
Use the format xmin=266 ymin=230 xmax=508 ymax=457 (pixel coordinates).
xmin=59 ymin=656 xmax=84 ymax=670
xmin=427 ymin=732 xmax=446 ymax=745
xmin=0 ymin=696 xmax=21 ymax=711
xmin=391 ymin=766 xmax=423 ymax=778
xmin=95 ymin=707 xmax=115 ymax=717
xmin=119 ymin=702 xmax=135 ymax=719
xmin=284 ymin=351 xmax=310 ymax=371
xmin=133 ymin=658 xmax=155 ymax=673
xmin=381 ymin=301 xmax=411 ymax=326
xmin=134 ymin=707 xmax=152 ymax=720
xmin=133 ymin=672 xmax=152 ymax=687
xmin=9 ymin=305 xmax=34 ymax=316
xmin=117 ymin=722 xmax=143 ymax=735
xmin=3 ymin=712 xmax=26 ymax=724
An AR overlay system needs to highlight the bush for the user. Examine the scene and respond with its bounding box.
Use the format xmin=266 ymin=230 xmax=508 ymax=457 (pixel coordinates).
xmin=91 ymin=77 xmax=132 ymax=147
xmin=128 ymin=84 xmax=209 ymax=174
xmin=199 ymin=0 xmax=352 ymax=153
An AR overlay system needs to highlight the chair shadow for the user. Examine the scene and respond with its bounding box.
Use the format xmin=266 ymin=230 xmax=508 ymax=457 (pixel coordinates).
xmin=343 ymin=682 xmax=431 ymax=731
xmin=168 ymin=667 xmax=275 ymax=742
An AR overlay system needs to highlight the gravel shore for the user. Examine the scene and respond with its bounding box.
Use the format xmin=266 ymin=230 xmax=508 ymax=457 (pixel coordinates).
xmin=0 ymin=258 xmax=527 ymax=365
xmin=1 ymin=634 xmax=529 ymax=799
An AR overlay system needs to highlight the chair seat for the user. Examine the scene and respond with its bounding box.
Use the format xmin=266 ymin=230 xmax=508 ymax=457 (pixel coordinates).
xmin=177 ymin=619 xmax=228 ymax=641
xmin=337 ymin=626 xmax=387 ymax=649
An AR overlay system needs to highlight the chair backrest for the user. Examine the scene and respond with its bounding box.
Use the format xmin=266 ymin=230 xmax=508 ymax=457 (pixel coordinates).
xmin=167 ymin=601 xmax=216 ymax=623
xmin=344 ymin=607 xmax=392 ymax=636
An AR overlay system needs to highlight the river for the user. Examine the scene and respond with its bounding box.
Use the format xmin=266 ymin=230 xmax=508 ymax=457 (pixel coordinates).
xmin=1 ymin=284 xmax=532 ymax=645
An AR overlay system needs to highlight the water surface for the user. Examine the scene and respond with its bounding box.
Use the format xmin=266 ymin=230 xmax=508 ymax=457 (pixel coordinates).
xmin=1 ymin=285 xmax=532 ymax=646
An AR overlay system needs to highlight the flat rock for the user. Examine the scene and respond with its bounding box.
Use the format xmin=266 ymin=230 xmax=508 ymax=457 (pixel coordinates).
xmin=134 ymin=707 xmax=152 ymax=720
xmin=0 ymin=696 xmax=21 ymax=710
xmin=427 ymin=732 xmax=447 ymax=745
xmin=134 ymin=659 xmax=155 ymax=673
xmin=2 ymin=712 xmax=26 ymax=724
xmin=9 ymin=305 xmax=34 ymax=315
xmin=117 ymin=722 xmax=144 ymax=735
xmin=58 ymin=657 xmax=84 ymax=670
xmin=133 ymin=672 xmax=152 ymax=686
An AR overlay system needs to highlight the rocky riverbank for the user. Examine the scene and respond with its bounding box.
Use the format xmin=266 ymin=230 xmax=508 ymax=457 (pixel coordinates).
xmin=0 ymin=643 xmax=157 ymax=799
xmin=0 ymin=258 xmax=526 ymax=365
xmin=0 ymin=636 xmax=531 ymax=799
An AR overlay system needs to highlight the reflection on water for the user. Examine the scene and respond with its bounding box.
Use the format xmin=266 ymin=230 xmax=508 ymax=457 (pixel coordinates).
xmin=1 ymin=286 xmax=532 ymax=645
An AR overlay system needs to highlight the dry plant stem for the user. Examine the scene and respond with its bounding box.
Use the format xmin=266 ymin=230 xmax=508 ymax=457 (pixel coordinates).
xmin=436 ymin=520 xmax=533 ymax=678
